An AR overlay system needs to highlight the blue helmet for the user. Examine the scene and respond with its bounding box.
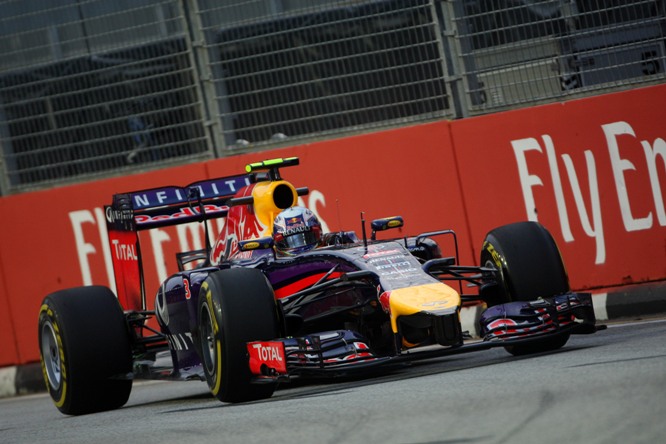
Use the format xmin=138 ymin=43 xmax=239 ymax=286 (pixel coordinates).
xmin=273 ymin=206 xmax=322 ymax=256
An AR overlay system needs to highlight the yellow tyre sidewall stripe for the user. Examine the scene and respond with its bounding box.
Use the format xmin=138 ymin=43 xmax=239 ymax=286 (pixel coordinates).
xmin=39 ymin=303 xmax=68 ymax=408
xmin=203 ymin=282 xmax=224 ymax=396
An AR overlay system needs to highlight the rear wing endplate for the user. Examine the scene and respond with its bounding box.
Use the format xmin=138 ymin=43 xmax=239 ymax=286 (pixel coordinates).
xmin=104 ymin=174 xmax=253 ymax=312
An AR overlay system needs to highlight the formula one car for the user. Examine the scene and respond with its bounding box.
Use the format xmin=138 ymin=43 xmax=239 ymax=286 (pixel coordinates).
xmin=38 ymin=157 xmax=604 ymax=415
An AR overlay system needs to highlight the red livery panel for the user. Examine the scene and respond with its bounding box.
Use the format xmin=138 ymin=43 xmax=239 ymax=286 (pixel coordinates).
xmin=247 ymin=341 xmax=288 ymax=376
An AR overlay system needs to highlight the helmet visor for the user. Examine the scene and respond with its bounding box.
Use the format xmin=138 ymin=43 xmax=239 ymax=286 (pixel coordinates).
xmin=276 ymin=230 xmax=319 ymax=252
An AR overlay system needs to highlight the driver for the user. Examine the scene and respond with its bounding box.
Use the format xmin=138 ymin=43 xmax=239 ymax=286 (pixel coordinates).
xmin=272 ymin=206 xmax=322 ymax=256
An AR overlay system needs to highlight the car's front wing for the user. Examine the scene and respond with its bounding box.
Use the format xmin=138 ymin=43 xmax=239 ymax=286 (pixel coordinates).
xmin=246 ymin=292 xmax=603 ymax=382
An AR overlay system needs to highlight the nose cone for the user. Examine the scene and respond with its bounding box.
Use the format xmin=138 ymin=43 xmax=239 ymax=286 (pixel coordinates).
xmin=387 ymin=283 xmax=461 ymax=333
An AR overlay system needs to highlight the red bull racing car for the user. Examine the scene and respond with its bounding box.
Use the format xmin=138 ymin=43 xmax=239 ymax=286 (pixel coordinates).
xmin=38 ymin=157 xmax=604 ymax=415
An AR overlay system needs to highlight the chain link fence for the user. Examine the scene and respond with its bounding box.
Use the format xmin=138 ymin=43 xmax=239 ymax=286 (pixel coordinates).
xmin=0 ymin=0 xmax=210 ymax=193
xmin=446 ymin=0 xmax=666 ymax=113
xmin=196 ymin=0 xmax=451 ymax=149
xmin=1 ymin=0 xmax=664 ymax=194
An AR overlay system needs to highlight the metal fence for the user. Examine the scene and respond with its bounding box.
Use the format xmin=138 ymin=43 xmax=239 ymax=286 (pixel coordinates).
xmin=0 ymin=1 xmax=212 ymax=192
xmin=1 ymin=0 xmax=664 ymax=194
xmin=197 ymin=0 xmax=451 ymax=149
xmin=445 ymin=0 xmax=666 ymax=113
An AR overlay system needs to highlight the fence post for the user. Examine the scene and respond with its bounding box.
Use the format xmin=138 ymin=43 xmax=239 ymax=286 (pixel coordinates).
xmin=180 ymin=0 xmax=227 ymax=156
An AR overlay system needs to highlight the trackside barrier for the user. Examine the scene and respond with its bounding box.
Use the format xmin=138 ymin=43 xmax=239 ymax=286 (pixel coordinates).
xmin=0 ymin=84 xmax=664 ymax=367
xmin=0 ymin=201 xmax=19 ymax=366
xmin=451 ymin=85 xmax=666 ymax=289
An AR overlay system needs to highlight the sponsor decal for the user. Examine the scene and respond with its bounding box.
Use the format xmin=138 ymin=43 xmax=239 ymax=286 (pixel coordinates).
xmin=367 ymin=253 xmax=421 ymax=279
xmin=484 ymin=314 xmax=558 ymax=339
xmin=111 ymin=239 xmax=138 ymax=261
xmin=363 ymin=248 xmax=400 ymax=259
xmin=484 ymin=242 xmax=502 ymax=268
xmin=379 ymin=291 xmax=391 ymax=313
xmin=283 ymin=224 xmax=309 ymax=235
xmin=183 ymin=278 xmax=191 ymax=300
xmin=131 ymin=176 xmax=251 ymax=209
xmin=374 ymin=260 xmax=411 ymax=270
xmin=210 ymin=185 xmax=265 ymax=263
xmin=323 ymin=341 xmax=376 ymax=364
xmin=134 ymin=204 xmax=228 ymax=225
xmin=420 ymin=300 xmax=453 ymax=308
xmin=247 ymin=341 xmax=287 ymax=375
xmin=486 ymin=318 xmax=518 ymax=331
xmin=105 ymin=206 xmax=133 ymax=224
xmin=252 ymin=343 xmax=284 ymax=362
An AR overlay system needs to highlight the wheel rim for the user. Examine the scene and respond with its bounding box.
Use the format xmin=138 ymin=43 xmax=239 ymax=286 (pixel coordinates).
xmin=200 ymin=303 xmax=217 ymax=375
xmin=483 ymin=258 xmax=496 ymax=269
xmin=41 ymin=321 xmax=62 ymax=390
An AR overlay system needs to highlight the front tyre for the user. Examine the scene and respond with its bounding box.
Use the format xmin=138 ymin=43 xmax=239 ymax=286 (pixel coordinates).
xmin=198 ymin=268 xmax=280 ymax=403
xmin=38 ymin=286 xmax=133 ymax=415
xmin=480 ymin=221 xmax=569 ymax=304
xmin=479 ymin=221 xmax=571 ymax=355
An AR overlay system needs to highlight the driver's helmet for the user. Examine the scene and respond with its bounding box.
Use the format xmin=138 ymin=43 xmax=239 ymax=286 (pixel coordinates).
xmin=272 ymin=206 xmax=322 ymax=256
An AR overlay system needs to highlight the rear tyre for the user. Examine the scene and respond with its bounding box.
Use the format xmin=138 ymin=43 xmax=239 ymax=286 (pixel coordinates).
xmin=38 ymin=286 xmax=133 ymax=415
xmin=198 ymin=268 xmax=280 ymax=403
xmin=479 ymin=221 xmax=571 ymax=355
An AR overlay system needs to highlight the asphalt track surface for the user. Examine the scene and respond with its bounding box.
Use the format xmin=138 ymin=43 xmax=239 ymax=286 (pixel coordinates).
xmin=2 ymin=318 xmax=665 ymax=444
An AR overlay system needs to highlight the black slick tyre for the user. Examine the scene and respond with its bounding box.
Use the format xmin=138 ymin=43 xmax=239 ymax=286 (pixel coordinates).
xmin=38 ymin=286 xmax=133 ymax=415
xmin=198 ymin=268 xmax=280 ymax=403
xmin=480 ymin=221 xmax=569 ymax=304
xmin=479 ymin=221 xmax=571 ymax=355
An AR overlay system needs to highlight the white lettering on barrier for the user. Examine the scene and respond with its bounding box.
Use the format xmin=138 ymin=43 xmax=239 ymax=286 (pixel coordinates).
xmin=69 ymin=209 xmax=116 ymax=293
xmin=69 ymin=210 xmax=97 ymax=285
xmin=642 ymin=138 xmax=666 ymax=226
xmin=149 ymin=228 xmax=171 ymax=284
xmin=603 ymin=122 xmax=653 ymax=232
xmin=177 ymin=223 xmax=203 ymax=266
xmin=512 ymin=136 xmax=574 ymax=242
xmin=561 ymin=150 xmax=605 ymax=264
xmin=175 ymin=220 xmax=224 ymax=270
xmin=94 ymin=207 xmax=115 ymax=293
xmin=512 ymin=121 xmax=665 ymax=265
xmin=605 ymin=123 xmax=666 ymax=230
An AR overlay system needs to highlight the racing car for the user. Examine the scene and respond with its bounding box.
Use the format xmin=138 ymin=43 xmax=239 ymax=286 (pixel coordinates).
xmin=38 ymin=157 xmax=604 ymax=415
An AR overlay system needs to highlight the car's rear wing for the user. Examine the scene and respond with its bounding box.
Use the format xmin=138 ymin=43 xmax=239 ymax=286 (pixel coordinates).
xmin=107 ymin=174 xmax=253 ymax=232
xmin=104 ymin=157 xmax=304 ymax=313
xmin=105 ymin=173 xmax=254 ymax=312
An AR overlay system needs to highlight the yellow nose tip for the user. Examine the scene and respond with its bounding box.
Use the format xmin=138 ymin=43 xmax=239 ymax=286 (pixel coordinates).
xmin=387 ymin=283 xmax=461 ymax=333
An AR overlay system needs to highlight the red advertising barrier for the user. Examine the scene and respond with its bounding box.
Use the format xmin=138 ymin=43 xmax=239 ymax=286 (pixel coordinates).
xmin=0 ymin=198 xmax=19 ymax=366
xmin=0 ymin=163 xmax=210 ymax=365
xmin=452 ymin=85 xmax=666 ymax=290
xmin=0 ymin=85 xmax=664 ymax=367
xmin=0 ymin=122 xmax=469 ymax=366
